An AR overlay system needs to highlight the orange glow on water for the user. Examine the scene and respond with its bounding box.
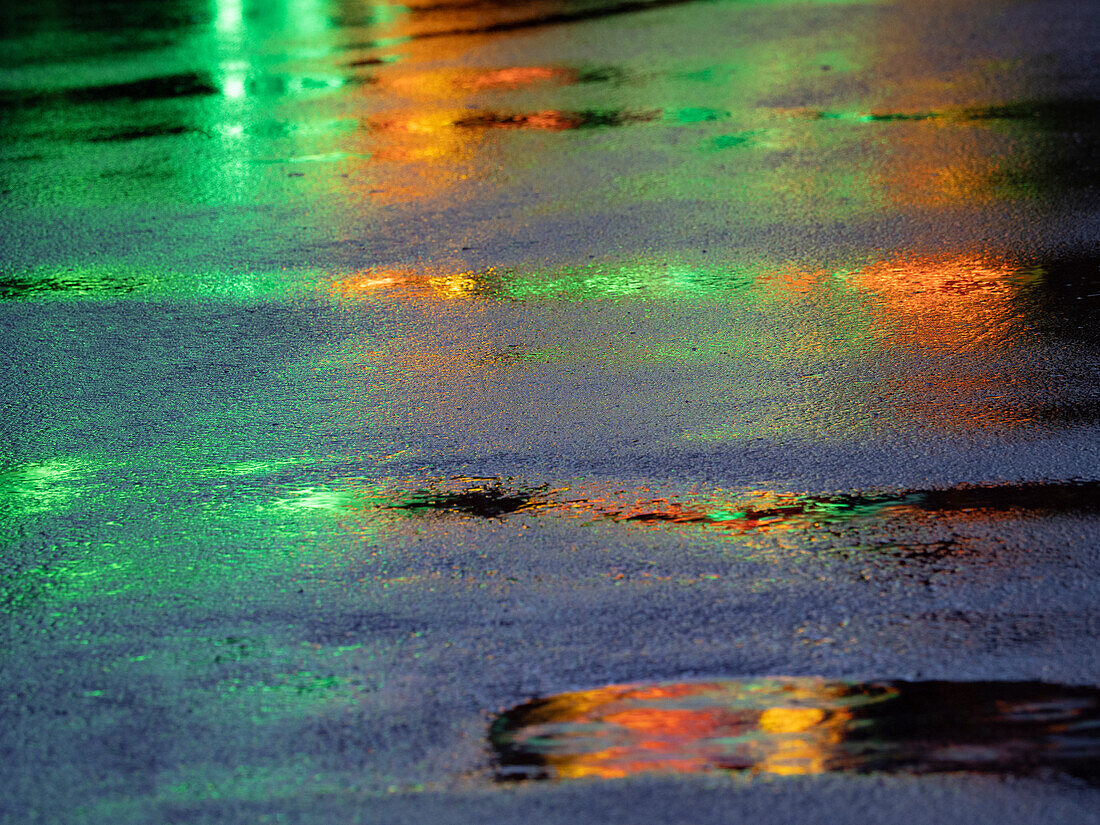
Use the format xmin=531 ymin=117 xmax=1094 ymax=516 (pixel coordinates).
xmin=495 ymin=680 xmax=861 ymax=780
xmin=338 ymin=2 xmax=605 ymax=205
xmin=848 ymin=254 xmax=1041 ymax=431
xmin=463 ymin=66 xmax=574 ymax=90
xmin=853 ymin=255 xmax=1030 ymax=331
xmin=880 ymin=124 xmax=1015 ymax=209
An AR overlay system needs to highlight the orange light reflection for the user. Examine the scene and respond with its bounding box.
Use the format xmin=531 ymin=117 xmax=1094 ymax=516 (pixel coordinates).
xmin=504 ymin=680 xmax=862 ymax=780
xmin=849 ymin=254 xmax=1040 ymax=431
xmin=347 ymin=4 xmax=596 ymax=204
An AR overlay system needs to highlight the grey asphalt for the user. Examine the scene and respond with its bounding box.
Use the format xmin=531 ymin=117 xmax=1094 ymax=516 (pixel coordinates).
xmin=2 ymin=0 xmax=1099 ymax=822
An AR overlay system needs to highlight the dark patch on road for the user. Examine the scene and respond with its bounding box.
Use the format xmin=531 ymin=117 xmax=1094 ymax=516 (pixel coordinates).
xmin=1017 ymin=254 xmax=1100 ymax=344
xmin=386 ymin=479 xmax=547 ymax=519
xmin=0 ymin=72 xmax=220 ymax=109
xmin=915 ymin=480 xmax=1100 ymax=513
xmin=804 ymin=99 xmax=1100 ymax=128
xmin=0 ymin=270 xmax=149 ymax=299
xmin=85 ymin=123 xmax=199 ymax=143
xmin=454 ymin=109 xmax=660 ymax=130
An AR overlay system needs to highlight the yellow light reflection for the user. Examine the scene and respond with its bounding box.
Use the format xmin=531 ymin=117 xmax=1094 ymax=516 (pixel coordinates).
xmin=328 ymin=269 xmax=416 ymax=299
xmin=426 ymin=269 xmax=495 ymax=299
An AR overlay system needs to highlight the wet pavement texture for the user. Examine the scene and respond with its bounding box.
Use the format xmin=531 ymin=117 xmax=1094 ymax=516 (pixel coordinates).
xmin=2 ymin=0 xmax=1100 ymax=823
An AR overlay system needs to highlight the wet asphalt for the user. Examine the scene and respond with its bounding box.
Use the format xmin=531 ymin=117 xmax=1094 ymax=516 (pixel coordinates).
xmin=2 ymin=0 xmax=1099 ymax=822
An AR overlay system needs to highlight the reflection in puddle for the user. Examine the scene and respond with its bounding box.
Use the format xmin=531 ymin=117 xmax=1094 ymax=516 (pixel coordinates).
xmin=0 ymin=457 xmax=104 ymax=523
xmin=338 ymin=476 xmax=1100 ymax=535
xmin=382 ymin=65 xmax=589 ymax=93
xmin=491 ymin=678 xmax=1100 ymax=782
xmin=593 ymin=491 xmax=905 ymax=533
xmin=564 ymin=480 xmax=1100 ymax=538
xmin=464 ymin=65 xmax=588 ymax=89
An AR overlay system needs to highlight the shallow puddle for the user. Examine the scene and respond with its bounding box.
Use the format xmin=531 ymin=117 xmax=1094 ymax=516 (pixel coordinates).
xmin=363 ymin=477 xmax=1100 ymax=531
xmin=491 ymin=678 xmax=1100 ymax=783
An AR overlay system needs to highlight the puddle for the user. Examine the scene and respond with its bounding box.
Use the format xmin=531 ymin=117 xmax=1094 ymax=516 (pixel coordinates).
xmin=491 ymin=678 xmax=1100 ymax=783
xmin=358 ymin=477 xmax=1100 ymax=530
xmin=586 ymin=481 xmax=1100 ymax=535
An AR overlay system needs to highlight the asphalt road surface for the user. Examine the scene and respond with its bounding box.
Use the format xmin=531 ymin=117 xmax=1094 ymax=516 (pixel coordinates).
xmin=2 ymin=0 xmax=1099 ymax=822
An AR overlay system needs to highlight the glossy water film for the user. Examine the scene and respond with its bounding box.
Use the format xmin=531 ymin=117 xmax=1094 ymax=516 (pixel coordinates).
xmin=3 ymin=0 xmax=1099 ymax=821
